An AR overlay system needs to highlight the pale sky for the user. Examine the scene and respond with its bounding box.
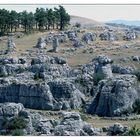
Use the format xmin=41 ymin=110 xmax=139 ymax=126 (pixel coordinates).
xmin=0 ymin=5 xmax=140 ymax=22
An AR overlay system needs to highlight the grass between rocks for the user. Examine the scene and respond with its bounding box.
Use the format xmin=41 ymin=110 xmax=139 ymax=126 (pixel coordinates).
xmin=29 ymin=109 xmax=140 ymax=129
xmin=1 ymin=29 xmax=140 ymax=131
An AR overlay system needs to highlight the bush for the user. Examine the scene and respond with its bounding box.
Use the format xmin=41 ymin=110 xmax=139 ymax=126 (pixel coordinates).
xmin=2 ymin=116 xmax=27 ymax=135
xmin=75 ymin=22 xmax=81 ymax=28
xmin=34 ymin=73 xmax=40 ymax=80
xmin=93 ymin=73 xmax=105 ymax=85
xmin=9 ymin=116 xmax=28 ymax=130
xmin=132 ymin=99 xmax=140 ymax=114
xmin=134 ymin=70 xmax=140 ymax=81
xmin=126 ymin=125 xmax=140 ymax=136
xmin=11 ymin=129 xmax=25 ymax=136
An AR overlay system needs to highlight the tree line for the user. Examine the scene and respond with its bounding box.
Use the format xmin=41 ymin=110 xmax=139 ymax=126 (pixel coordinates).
xmin=0 ymin=5 xmax=70 ymax=36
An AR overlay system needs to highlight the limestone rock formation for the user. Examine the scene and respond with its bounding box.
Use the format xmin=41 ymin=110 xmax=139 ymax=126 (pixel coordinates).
xmin=53 ymin=112 xmax=101 ymax=136
xmin=0 ymin=102 xmax=33 ymax=135
xmin=36 ymin=37 xmax=46 ymax=49
xmin=94 ymin=55 xmax=113 ymax=78
xmin=82 ymin=32 xmax=96 ymax=44
xmin=99 ymin=32 xmax=117 ymax=41
xmin=112 ymin=64 xmax=135 ymax=74
xmin=73 ymin=39 xmax=85 ymax=48
xmin=7 ymin=37 xmax=16 ymax=53
xmin=52 ymin=36 xmax=59 ymax=52
xmin=48 ymin=80 xmax=85 ymax=110
xmin=123 ymin=31 xmax=136 ymax=41
xmin=107 ymin=123 xmax=128 ymax=136
xmin=87 ymin=75 xmax=138 ymax=117
xmin=67 ymin=30 xmax=77 ymax=41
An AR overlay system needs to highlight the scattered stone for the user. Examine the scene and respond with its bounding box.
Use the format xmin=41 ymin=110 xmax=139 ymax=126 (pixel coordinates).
xmin=99 ymin=32 xmax=117 ymax=41
xmin=112 ymin=64 xmax=135 ymax=74
xmin=67 ymin=31 xmax=77 ymax=41
xmin=123 ymin=31 xmax=136 ymax=41
xmin=132 ymin=56 xmax=140 ymax=61
xmin=73 ymin=39 xmax=85 ymax=48
xmin=36 ymin=37 xmax=46 ymax=49
xmin=53 ymin=112 xmax=101 ymax=136
xmin=82 ymin=32 xmax=96 ymax=44
xmin=107 ymin=123 xmax=128 ymax=136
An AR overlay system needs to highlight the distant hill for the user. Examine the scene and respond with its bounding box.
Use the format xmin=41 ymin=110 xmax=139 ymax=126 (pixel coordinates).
xmin=70 ymin=15 xmax=104 ymax=27
xmin=107 ymin=20 xmax=140 ymax=26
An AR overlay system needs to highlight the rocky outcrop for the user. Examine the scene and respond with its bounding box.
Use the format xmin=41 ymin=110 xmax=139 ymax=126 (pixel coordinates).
xmin=99 ymin=32 xmax=117 ymax=41
xmin=82 ymin=32 xmax=96 ymax=44
xmin=107 ymin=123 xmax=128 ymax=136
xmin=73 ymin=39 xmax=85 ymax=48
xmin=112 ymin=64 xmax=135 ymax=74
xmin=0 ymin=103 xmax=103 ymax=136
xmin=0 ymin=57 xmax=28 ymax=77
xmin=94 ymin=55 xmax=113 ymax=78
xmin=0 ymin=77 xmax=85 ymax=111
xmin=52 ymin=36 xmax=59 ymax=52
xmin=67 ymin=31 xmax=77 ymax=41
xmin=123 ymin=31 xmax=136 ymax=41
xmin=87 ymin=75 xmax=138 ymax=117
xmin=48 ymin=80 xmax=85 ymax=110
xmin=0 ymin=81 xmax=54 ymax=110
xmin=36 ymin=37 xmax=46 ymax=49
xmin=6 ymin=37 xmax=16 ymax=53
xmin=0 ymin=103 xmax=33 ymax=135
xmin=53 ymin=112 xmax=102 ymax=136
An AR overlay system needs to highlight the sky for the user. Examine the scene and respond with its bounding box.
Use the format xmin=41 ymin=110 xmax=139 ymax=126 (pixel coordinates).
xmin=0 ymin=5 xmax=140 ymax=22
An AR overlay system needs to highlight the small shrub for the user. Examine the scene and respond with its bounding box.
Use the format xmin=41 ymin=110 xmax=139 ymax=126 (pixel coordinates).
xmin=132 ymin=99 xmax=140 ymax=114
xmin=9 ymin=116 xmax=28 ymax=130
xmin=1 ymin=116 xmax=27 ymax=135
xmin=75 ymin=22 xmax=81 ymax=28
xmin=134 ymin=70 xmax=140 ymax=81
xmin=34 ymin=73 xmax=40 ymax=80
xmin=93 ymin=73 xmax=105 ymax=85
xmin=11 ymin=129 xmax=25 ymax=136
xmin=80 ymin=113 xmax=88 ymax=121
xmin=126 ymin=125 xmax=140 ymax=136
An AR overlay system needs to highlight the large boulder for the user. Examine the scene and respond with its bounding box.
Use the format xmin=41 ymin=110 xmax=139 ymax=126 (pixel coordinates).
xmin=107 ymin=123 xmax=128 ymax=136
xmin=57 ymin=32 xmax=68 ymax=43
xmin=99 ymin=32 xmax=117 ymax=41
xmin=67 ymin=31 xmax=77 ymax=41
xmin=0 ymin=102 xmax=24 ymax=117
xmin=31 ymin=112 xmax=57 ymax=135
xmin=94 ymin=55 xmax=113 ymax=78
xmin=82 ymin=32 xmax=96 ymax=44
xmin=123 ymin=31 xmax=136 ymax=41
xmin=0 ymin=57 xmax=28 ymax=77
xmin=112 ymin=64 xmax=135 ymax=74
xmin=36 ymin=37 xmax=46 ymax=49
xmin=87 ymin=75 xmax=138 ymax=116
xmin=73 ymin=39 xmax=85 ymax=48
